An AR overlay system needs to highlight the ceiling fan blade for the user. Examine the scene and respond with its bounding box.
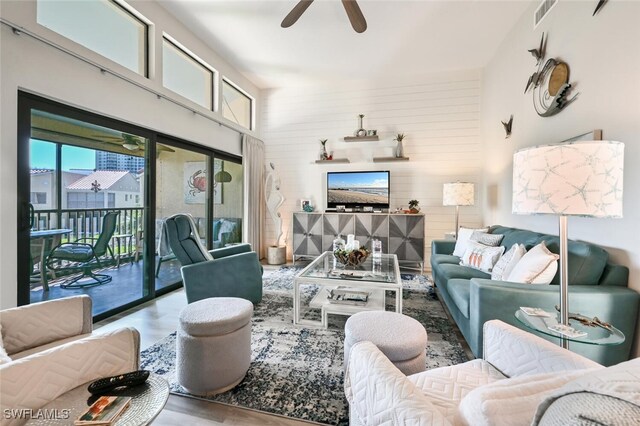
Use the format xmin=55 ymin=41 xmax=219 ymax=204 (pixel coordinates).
xmin=281 ymin=0 xmax=314 ymax=28
xmin=341 ymin=0 xmax=367 ymax=33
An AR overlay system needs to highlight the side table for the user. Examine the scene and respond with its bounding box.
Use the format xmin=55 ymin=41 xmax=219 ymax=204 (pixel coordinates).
xmin=25 ymin=374 xmax=169 ymax=426
xmin=515 ymin=310 xmax=625 ymax=346
xmin=112 ymin=234 xmax=134 ymax=268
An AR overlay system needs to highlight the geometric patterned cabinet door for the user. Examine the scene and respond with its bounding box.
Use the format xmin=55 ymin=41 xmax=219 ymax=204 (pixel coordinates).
xmin=322 ymin=214 xmax=355 ymax=251
xmin=389 ymin=214 xmax=425 ymax=270
xmin=292 ymin=213 xmax=323 ymax=262
xmin=354 ymin=214 xmax=389 ymax=253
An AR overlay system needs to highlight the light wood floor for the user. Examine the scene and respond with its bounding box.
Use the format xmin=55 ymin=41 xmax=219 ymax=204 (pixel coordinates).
xmin=94 ymin=264 xmax=316 ymax=425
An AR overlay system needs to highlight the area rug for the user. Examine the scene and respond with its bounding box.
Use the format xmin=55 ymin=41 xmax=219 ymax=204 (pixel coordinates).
xmin=140 ymin=266 xmax=469 ymax=425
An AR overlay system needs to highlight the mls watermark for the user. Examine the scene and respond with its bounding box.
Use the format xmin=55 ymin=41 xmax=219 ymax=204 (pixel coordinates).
xmin=3 ymin=408 xmax=71 ymax=420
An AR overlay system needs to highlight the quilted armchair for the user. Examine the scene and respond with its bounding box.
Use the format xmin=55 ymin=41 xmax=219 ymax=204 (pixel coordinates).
xmin=345 ymin=320 xmax=613 ymax=425
xmin=0 ymin=296 xmax=140 ymax=426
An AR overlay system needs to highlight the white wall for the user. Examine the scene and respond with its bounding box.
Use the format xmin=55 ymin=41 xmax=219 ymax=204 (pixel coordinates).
xmin=481 ymin=1 xmax=640 ymax=356
xmin=0 ymin=0 xmax=260 ymax=308
xmin=261 ymin=70 xmax=484 ymax=262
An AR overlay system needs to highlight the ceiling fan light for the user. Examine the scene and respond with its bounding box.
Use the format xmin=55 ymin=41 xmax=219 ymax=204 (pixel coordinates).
xmin=122 ymin=142 xmax=139 ymax=151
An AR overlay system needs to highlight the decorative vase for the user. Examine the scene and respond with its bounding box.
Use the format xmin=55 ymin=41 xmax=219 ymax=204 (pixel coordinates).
xmin=395 ymin=141 xmax=404 ymax=158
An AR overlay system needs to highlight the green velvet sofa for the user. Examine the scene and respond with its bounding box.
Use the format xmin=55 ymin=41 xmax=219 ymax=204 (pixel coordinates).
xmin=430 ymin=225 xmax=639 ymax=366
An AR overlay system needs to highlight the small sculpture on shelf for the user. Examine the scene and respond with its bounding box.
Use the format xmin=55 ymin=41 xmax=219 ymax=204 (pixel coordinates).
xmin=394 ymin=133 xmax=406 ymax=158
xmin=355 ymin=114 xmax=367 ymax=137
xmin=319 ymin=139 xmax=329 ymax=160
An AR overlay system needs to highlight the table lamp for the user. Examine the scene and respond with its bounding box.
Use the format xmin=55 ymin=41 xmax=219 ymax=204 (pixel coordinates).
xmin=512 ymin=140 xmax=624 ymax=347
xmin=443 ymin=182 xmax=475 ymax=239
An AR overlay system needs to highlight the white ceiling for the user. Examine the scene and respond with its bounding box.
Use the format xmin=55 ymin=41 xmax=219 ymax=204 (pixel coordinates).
xmin=158 ymin=0 xmax=533 ymax=89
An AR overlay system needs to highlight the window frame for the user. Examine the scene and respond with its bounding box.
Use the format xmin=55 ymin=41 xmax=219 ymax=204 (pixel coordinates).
xmin=162 ymin=34 xmax=217 ymax=111
xmin=36 ymin=0 xmax=149 ymax=77
xmin=221 ymin=77 xmax=255 ymax=131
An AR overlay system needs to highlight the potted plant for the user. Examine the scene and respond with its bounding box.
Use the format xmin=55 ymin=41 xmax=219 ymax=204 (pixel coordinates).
xmin=394 ymin=133 xmax=405 ymax=158
xmin=408 ymin=199 xmax=420 ymax=214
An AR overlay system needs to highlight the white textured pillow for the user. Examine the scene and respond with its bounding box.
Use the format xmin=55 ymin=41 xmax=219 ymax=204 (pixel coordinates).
xmin=0 ymin=323 xmax=12 ymax=365
xmin=531 ymin=260 xmax=558 ymax=285
xmin=491 ymin=244 xmax=526 ymax=281
xmin=460 ymin=241 xmax=505 ymax=273
xmin=453 ymin=227 xmax=490 ymax=257
xmin=457 ymin=370 xmax=589 ymax=426
xmin=507 ymin=242 xmax=559 ymax=284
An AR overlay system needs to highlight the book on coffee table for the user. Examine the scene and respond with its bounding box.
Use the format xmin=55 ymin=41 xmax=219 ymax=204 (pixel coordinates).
xmin=326 ymin=287 xmax=369 ymax=306
xmin=75 ymin=396 xmax=131 ymax=425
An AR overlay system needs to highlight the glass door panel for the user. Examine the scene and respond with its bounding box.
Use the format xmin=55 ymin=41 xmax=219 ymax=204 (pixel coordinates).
xmin=212 ymin=159 xmax=243 ymax=248
xmin=27 ymin=109 xmax=148 ymax=317
xmin=155 ymin=144 xmax=209 ymax=291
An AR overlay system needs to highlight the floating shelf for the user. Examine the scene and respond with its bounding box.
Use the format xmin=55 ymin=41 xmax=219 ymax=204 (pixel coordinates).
xmin=315 ymin=158 xmax=350 ymax=164
xmin=372 ymin=156 xmax=410 ymax=162
xmin=344 ymin=135 xmax=379 ymax=142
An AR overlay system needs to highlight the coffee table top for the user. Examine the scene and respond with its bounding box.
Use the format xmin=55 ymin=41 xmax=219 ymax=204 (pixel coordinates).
xmin=26 ymin=374 xmax=169 ymax=426
xmin=298 ymin=251 xmax=400 ymax=287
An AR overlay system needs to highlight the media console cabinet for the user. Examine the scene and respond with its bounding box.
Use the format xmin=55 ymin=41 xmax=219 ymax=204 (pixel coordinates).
xmin=292 ymin=212 xmax=425 ymax=271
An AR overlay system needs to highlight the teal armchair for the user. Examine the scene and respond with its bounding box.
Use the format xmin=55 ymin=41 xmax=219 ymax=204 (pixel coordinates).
xmin=164 ymin=214 xmax=262 ymax=304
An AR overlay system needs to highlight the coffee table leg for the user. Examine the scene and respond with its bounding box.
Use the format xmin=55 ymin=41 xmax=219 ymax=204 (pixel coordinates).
xmin=293 ymin=279 xmax=299 ymax=324
xmin=396 ymin=288 xmax=402 ymax=313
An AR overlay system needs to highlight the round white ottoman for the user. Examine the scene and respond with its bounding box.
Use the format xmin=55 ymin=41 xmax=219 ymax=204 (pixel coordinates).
xmin=344 ymin=311 xmax=427 ymax=375
xmin=176 ymin=297 xmax=253 ymax=395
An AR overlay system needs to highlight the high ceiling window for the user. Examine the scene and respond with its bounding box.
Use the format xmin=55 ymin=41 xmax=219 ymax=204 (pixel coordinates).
xmin=222 ymin=79 xmax=253 ymax=130
xmin=36 ymin=0 xmax=147 ymax=75
xmin=162 ymin=36 xmax=214 ymax=109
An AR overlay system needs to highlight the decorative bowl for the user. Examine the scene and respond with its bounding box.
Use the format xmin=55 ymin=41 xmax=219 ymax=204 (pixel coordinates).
xmin=333 ymin=248 xmax=370 ymax=267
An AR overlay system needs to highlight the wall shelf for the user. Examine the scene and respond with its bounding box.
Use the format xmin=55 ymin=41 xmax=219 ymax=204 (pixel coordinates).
xmin=344 ymin=135 xmax=379 ymax=142
xmin=315 ymin=158 xmax=350 ymax=164
xmin=373 ymin=156 xmax=410 ymax=162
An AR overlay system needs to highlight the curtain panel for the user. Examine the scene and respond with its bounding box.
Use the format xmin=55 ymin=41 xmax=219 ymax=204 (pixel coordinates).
xmin=242 ymin=135 xmax=265 ymax=259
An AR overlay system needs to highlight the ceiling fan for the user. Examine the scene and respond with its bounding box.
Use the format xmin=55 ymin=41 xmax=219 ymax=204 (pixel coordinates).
xmin=281 ymin=0 xmax=367 ymax=33
xmin=91 ymin=133 xmax=175 ymax=153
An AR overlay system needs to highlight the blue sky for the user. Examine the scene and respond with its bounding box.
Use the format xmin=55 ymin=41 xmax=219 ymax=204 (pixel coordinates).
xmin=31 ymin=139 xmax=96 ymax=171
xmin=328 ymin=171 xmax=389 ymax=188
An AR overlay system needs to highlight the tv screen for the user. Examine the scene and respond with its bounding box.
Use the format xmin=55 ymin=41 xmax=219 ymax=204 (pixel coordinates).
xmin=327 ymin=171 xmax=390 ymax=209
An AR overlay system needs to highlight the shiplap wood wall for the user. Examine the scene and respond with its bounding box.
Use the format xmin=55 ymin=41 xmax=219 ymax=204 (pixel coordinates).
xmin=260 ymin=70 xmax=484 ymax=268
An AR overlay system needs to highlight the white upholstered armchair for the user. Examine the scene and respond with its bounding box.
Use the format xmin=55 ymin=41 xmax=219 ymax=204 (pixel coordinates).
xmin=0 ymin=296 xmax=140 ymax=426
xmin=344 ymin=319 xmax=629 ymax=425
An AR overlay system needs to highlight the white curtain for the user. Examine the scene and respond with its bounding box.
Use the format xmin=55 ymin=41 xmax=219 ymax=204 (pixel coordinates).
xmin=242 ymin=134 xmax=265 ymax=259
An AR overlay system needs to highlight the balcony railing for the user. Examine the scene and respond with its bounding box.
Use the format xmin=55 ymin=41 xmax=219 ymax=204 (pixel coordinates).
xmin=32 ymin=207 xmax=144 ymax=256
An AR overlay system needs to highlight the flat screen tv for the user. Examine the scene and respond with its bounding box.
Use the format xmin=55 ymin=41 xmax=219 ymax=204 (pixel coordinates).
xmin=327 ymin=170 xmax=390 ymax=209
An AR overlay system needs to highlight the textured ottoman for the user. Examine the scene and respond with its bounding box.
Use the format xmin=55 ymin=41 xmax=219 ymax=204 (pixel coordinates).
xmin=176 ymin=297 xmax=253 ymax=395
xmin=344 ymin=311 xmax=427 ymax=375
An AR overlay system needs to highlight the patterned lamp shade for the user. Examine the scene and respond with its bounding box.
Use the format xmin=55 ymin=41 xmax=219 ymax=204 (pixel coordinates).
xmin=443 ymin=182 xmax=475 ymax=206
xmin=512 ymin=141 xmax=624 ymax=218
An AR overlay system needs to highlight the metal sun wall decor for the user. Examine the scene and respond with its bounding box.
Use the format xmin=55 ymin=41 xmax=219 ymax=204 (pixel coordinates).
xmin=524 ymin=33 xmax=579 ymax=117
xmin=593 ymin=0 xmax=608 ymax=16
xmin=501 ymin=115 xmax=513 ymax=139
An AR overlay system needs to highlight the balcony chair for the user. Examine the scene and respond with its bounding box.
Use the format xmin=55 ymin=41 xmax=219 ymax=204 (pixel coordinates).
xmin=164 ymin=214 xmax=263 ymax=304
xmin=47 ymin=211 xmax=119 ymax=289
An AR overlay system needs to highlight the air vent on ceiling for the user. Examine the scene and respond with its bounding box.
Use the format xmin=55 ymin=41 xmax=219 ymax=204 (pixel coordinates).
xmin=533 ymin=0 xmax=557 ymax=29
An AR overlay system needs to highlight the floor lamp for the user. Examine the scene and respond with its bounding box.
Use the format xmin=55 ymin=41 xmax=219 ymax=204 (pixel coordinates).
xmin=512 ymin=141 xmax=624 ymax=348
xmin=443 ymin=182 xmax=475 ymax=239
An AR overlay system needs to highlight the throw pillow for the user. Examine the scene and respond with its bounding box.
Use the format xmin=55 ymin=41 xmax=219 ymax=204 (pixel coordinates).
xmin=507 ymin=242 xmax=559 ymax=284
xmin=457 ymin=370 xmax=590 ymax=426
xmin=531 ymin=260 xmax=558 ymax=285
xmin=0 ymin=323 xmax=12 ymax=365
xmin=452 ymin=227 xmax=490 ymax=257
xmin=460 ymin=241 xmax=505 ymax=273
xmin=471 ymin=231 xmax=504 ymax=247
xmin=491 ymin=243 xmax=526 ymax=281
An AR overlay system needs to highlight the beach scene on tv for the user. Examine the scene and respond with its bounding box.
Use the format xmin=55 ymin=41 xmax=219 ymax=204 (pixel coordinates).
xmin=327 ymin=172 xmax=389 ymax=205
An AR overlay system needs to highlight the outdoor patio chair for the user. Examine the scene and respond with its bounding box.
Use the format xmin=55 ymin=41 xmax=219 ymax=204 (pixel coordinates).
xmin=164 ymin=214 xmax=263 ymax=304
xmin=47 ymin=211 xmax=119 ymax=289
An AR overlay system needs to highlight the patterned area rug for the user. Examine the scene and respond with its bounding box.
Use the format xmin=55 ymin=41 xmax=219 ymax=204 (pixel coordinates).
xmin=140 ymin=266 xmax=469 ymax=425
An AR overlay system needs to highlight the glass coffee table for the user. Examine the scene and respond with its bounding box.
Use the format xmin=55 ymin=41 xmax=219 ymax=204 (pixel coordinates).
xmin=294 ymin=251 xmax=402 ymax=328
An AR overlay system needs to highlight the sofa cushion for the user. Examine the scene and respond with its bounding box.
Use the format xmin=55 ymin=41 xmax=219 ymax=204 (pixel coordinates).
xmin=0 ymin=323 xmax=11 ymax=365
xmin=536 ymin=236 xmax=609 ymax=286
xmin=457 ymin=370 xmax=589 ymax=426
xmin=447 ymin=279 xmax=470 ymax=318
xmin=453 ymin=227 xmax=489 ymax=257
xmin=432 ymin=254 xmax=461 ymax=265
xmin=408 ymin=359 xmax=505 ymax=422
xmin=460 ymin=241 xmax=505 ymax=273
xmin=491 ymin=243 xmax=526 ymax=281
xmin=10 ymin=333 xmax=90 ymax=360
xmin=507 ymin=242 xmax=559 ymax=284
xmin=438 ymin=263 xmax=491 ymax=283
